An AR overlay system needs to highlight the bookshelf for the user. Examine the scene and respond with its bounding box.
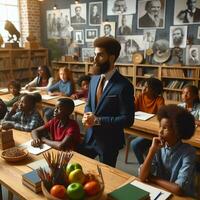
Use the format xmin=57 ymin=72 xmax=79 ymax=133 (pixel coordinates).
xmin=51 ymin=61 xmax=200 ymax=102
xmin=0 ymin=48 xmax=48 ymax=87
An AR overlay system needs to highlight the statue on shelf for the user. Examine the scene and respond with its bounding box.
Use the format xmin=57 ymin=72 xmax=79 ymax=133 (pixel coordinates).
xmin=4 ymin=20 xmax=20 ymax=43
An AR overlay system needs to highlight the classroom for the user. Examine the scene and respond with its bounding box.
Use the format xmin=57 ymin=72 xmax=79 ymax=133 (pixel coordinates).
xmin=0 ymin=0 xmax=200 ymax=199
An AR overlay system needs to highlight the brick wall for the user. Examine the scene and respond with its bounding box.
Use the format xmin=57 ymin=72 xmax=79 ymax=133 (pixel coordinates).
xmin=19 ymin=0 xmax=41 ymax=45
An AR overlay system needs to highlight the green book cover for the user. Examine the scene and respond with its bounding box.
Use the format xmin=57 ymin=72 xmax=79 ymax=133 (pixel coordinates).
xmin=108 ymin=183 xmax=150 ymax=200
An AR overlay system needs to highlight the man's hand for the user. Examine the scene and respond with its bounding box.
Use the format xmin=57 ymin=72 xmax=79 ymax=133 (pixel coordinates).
xmin=82 ymin=112 xmax=96 ymax=128
xmin=150 ymin=137 xmax=165 ymax=153
xmin=31 ymin=138 xmax=42 ymax=147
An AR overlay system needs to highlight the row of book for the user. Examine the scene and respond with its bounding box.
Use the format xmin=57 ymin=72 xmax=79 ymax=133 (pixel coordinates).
xmin=163 ymin=91 xmax=182 ymax=101
xmin=162 ymin=68 xmax=197 ymax=78
xmin=164 ymin=80 xmax=194 ymax=90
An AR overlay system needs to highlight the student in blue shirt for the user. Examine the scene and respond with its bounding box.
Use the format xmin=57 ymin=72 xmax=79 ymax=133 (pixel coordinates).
xmin=48 ymin=66 xmax=75 ymax=97
xmin=139 ymin=104 xmax=196 ymax=197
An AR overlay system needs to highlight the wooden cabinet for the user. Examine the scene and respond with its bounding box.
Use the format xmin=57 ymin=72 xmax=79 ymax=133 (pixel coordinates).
xmin=0 ymin=48 xmax=48 ymax=87
xmin=51 ymin=61 xmax=200 ymax=102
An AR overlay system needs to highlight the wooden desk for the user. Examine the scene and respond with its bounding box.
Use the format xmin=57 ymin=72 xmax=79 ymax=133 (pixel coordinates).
xmin=0 ymin=130 xmax=193 ymax=200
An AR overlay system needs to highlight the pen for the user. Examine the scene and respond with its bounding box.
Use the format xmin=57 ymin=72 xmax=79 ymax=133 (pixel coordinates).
xmin=154 ymin=192 xmax=162 ymax=200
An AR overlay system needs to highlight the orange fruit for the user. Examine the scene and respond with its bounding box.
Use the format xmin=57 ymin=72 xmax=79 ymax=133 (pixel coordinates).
xmin=50 ymin=184 xmax=66 ymax=199
xmin=84 ymin=180 xmax=100 ymax=196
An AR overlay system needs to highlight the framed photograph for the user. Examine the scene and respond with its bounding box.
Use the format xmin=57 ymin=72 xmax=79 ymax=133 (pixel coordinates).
xmin=47 ymin=9 xmax=72 ymax=39
xmin=143 ymin=30 xmax=156 ymax=50
xmin=169 ymin=26 xmax=188 ymax=48
xmin=107 ymin=0 xmax=136 ymax=15
xmin=174 ymin=0 xmax=200 ymax=25
xmin=100 ymin=22 xmax=116 ymax=37
xmin=70 ymin=3 xmax=86 ymax=25
xmin=73 ymin=30 xmax=84 ymax=44
xmin=137 ymin=0 xmax=166 ymax=29
xmin=82 ymin=48 xmax=95 ymax=61
xmin=89 ymin=2 xmax=103 ymax=26
xmin=85 ymin=29 xmax=98 ymax=42
xmin=198 ymin=26 xmax=200 ymax=39
xmin=186 ymin=45 xmax=200 ymax=65
xmin=117 ymin=14 xmax=133 ymax=35
xmin=117 ymin=35 xmax=144 ymax=63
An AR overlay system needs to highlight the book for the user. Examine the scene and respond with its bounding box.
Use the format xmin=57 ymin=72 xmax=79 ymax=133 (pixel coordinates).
xmin=27 ymin=159 xmax=49 ymax=171
xmin=22 ymin=179 xmax=41 ymax=193
xmin=135 ymin=111 xmax=155 ymax=121
xmin=108 ymin=183 xmax=149 ymax=200
xmin=19 ymin=140 xmax=51 ymax=155
xmin=131 ymin=180 xmax=172 ymax=200
xmin=22 ymin=170 xmax=41 ymax=187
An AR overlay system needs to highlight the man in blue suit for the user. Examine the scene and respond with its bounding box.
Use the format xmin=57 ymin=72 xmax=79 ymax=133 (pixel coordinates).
xmin=78 ymin=37 xmax=135 ymax=167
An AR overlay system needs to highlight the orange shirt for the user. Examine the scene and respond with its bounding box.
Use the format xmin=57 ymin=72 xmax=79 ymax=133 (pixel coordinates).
xmin=134 ymin=93 xmax=165 ymax=114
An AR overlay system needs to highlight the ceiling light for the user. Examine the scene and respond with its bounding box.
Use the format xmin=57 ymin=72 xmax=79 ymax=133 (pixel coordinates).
xmin=53 ymin=4 xmax=57 ymax=10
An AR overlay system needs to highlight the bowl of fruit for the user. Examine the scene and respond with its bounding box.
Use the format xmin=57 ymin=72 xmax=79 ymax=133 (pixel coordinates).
xmin=38 ymin=151 xmax=104 ymax=200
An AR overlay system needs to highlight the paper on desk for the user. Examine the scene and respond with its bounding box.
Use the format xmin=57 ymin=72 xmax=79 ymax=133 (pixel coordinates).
xmin=19 ymin=140 xmax=51 ymax=155
xmin=21 ymin=89 xmax=41 ymax=94
xmin=135 ymin=111 xmax=155 ymax=121
xmin=27 ymin=158 xmax=49 ymax=170
xmin=73 ymin=99 xmax=85 ymax=106
xmin=42 ymin=94 xmax=59 ymax=100
xmin=0 ymin=88 xmax=8 ymax=93
xmin=131 ymin=180 xmax=171 ymax=200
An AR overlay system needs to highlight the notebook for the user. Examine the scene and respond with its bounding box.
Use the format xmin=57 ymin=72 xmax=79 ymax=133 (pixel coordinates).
xmin=19 ymin=140 xmax=51 ymax=155
xmin=131 ymin=180 xmax=172 ymax=200
xmin=135 ymin=111 xmax=155 ymax=121
xmin=27 ymin=159 xmax=49 ymax=171
xmin=73 ymin=99 xmax=85 ymax=106
xmin=108 ymin=183 xmax=149 ymax=200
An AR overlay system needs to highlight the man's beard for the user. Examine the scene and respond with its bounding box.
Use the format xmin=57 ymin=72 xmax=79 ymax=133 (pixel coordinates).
xmin=93 ymin=60 xmax=110 ymax=74
xmin=173 ymin=37 xmax=183 ymax=46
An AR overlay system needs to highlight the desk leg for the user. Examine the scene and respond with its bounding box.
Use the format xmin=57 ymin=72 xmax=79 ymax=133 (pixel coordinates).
xmin=0 ymin=185 xmax=2 ymax=200
xmin=8 ymin=190 xmax=13 ymax=200
xmin=125 ymin=135 xmax=133 ymax=163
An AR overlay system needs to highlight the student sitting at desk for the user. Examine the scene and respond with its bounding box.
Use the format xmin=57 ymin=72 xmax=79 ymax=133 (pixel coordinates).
xmin=131 ymin=78 xmax=165 ymax=165
xmin=24 ymin=65 xmax=54 ymax=91
xmin=31 ymin=98 xmax=81 ymax=151
xmin=0 ymin=98 xmax=7 ymax=120
xmin=2 ymin=94 xmax=44 ymax=131
xmin=139 ymin=104 xmax=196 ymax=197
xmin=4 ymin=80 xmax=23 ymax=107
xmin=178 ymin=84 xmax=200 ymax=126
xmin=48 ymin=67 xmax=74 ymax=97
xmin=71 ymin=75 xmax=91 ymax=100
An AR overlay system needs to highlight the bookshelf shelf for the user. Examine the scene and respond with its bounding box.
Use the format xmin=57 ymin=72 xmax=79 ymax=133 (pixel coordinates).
xmin=51 ymin=61 xmax=200 ymax=102
xmin=0 ymin=48 xmax=48 ymax=87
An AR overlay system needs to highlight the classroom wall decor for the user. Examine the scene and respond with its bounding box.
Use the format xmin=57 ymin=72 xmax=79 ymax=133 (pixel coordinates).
xmin=40 ymin=0 xmax=200 ymax=63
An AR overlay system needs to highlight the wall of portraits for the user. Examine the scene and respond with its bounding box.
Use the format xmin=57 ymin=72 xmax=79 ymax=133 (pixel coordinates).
xmin=41 ymin=0 xmax=200 ymax=64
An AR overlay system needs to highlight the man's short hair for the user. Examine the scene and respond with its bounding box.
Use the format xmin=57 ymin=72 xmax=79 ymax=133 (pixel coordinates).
xmin=173 ymin=27 xmax=184 ymax=36
xmin=94 ymin=37 xmax=121 ymax=61
xmin=75 ymin=6 xmax=81 ymax=11
xmin=145 ymin=0 xmax=160 ymax=11
xmin=104 ymin=24 xmax=111 ymax=29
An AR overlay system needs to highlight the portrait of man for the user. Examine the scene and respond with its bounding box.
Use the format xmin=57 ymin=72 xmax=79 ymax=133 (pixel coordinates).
xmin=89 ymin=2 xmax=103 ymax=25
xmin=174 ymin=0 xmax=200 ymax=24
xmin=70 ymin=4 xmax=86 ymax=24
xmin=138 ymin=0 xmax=166 ymax=29
xmin=169 ymin=26 xmax=187 ymax=48
xmin=117 ymin=15 xmax=132 ymax=35
xmin=74 ymin=30 xmax=84 ymax=44
xmin=186 ymin=45 xmax=200 ymax=65
xmin=100 ymin=22 xmax=115 ymax=38
xmin=107 ymin=0 xmax=136 ymax=15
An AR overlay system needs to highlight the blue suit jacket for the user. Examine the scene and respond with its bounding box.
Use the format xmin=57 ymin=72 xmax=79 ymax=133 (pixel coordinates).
xmin=84 ymin=70 xmax=134 ymax=154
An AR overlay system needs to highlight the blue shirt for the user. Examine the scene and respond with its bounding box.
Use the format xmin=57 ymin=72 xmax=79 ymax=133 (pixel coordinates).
xmin=151 ymin=141 xmax=196 ymax=197
xmin=48 ymin=80 xmax=73 ymax=96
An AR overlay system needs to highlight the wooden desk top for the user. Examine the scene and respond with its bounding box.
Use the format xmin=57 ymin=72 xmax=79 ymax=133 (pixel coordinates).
xmin=0 ymin=130 xmax=193 ymax=200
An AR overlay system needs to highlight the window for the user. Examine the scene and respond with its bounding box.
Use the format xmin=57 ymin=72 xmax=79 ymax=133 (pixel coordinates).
xmin=0 ymin=0 xmax=20 ymax=45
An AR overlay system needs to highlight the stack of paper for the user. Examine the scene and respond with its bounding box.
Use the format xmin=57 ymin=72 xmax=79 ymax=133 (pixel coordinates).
xmin=19 ymin=140 xmax=51 ymax=155
xmin=41 ymin=94 xmax=59 ymax=100
xmin=73 ymin=99 xmax=85 ymax=106
xmin=135 ymin=111 xmax=155 ymax=121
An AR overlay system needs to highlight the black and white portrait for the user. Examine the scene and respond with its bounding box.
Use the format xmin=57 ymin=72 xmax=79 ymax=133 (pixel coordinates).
xmin=89 ymin=2 xmax=103 ymax=26
xmin=186 ymin=45 xmax=200 ymax=65
xmin=85 ymin=29 xmax=98 ymax=42
xmin=73 ymin=30 xmax=84 ymax=44
xmin=137 ymin=0 xmax=166 ymax=29
xmin=100 ymin=22 xmax=116 ymax=38
xmin=117 ymin=15 xmax=132 ymax=35
xmin=169 ymin=26 xmax=188 ymax=48
xmin=82 ymin=48 xmax=95 ymax=61
xmin=143 ymin=30 xmax=156 ymax=49
xmin=107 ymin=0 xmax=136 ymax=15
xmin=70 ymin=4 xmax=86 ymax=25
xmin=117 ymin=35 xmax=144 ymax=63
xmin=198 ymin=26 xmax=200 ymax=39
xmin=47 ymin=9 xmax=72 ymax=39
xmin=174 ymin=0 xmax=200 ymax=25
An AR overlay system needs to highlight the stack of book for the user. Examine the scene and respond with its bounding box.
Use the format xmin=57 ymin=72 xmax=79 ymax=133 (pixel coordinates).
xmin=22 ymin=170 xmax=41 ymax=193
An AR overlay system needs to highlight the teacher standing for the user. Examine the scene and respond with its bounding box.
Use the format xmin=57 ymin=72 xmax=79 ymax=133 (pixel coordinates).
xmin=79 ymin=37 xmax=134 ymax=167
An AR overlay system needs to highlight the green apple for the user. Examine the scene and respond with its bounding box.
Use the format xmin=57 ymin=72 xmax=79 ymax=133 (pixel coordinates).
xmin=68 ymin=169 xmax=85 ymax=184
xmin=66 ymin=163 xmax=82 ymax=175
xmin=67 ymin=183 xmax=85 ymax=200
